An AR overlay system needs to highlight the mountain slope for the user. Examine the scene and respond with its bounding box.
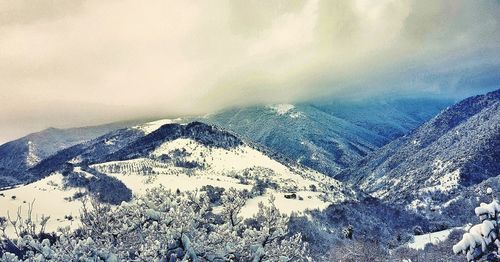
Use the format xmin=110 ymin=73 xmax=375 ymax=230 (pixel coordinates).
xmin=203 ymin=104 xmax=386 ymax=176
xmin=90 ymin=121 xmax=354 ymax=205
xmin=203 ymin=98 xmax=451 ymax=176
xmin=340 ymin=89 xmax=500 ymax=212
xmin=312 ymin=97 xmax=453 ymax=139
xmin=0 ymin=97 xmax=451 ymax=184
xmin=0 ymin=120 xmax=149 ymax=186
xmin=0 ymin=119 xmax=183 ymax=187
xmin=0 ymin=121 xmax=355 ymax=235
xmin=27 ymin=120 xmax=185 ymax=181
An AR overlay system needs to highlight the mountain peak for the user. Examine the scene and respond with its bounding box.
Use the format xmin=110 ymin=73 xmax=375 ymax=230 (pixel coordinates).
xmin=109 ymin=122 xmax=243 ymax=162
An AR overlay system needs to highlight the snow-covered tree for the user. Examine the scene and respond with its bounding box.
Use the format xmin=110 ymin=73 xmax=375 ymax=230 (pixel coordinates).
xmin=1 ymin=186 xmax=310 ymax=261
xmin=453 ymin=188 xmax=500 ymax=261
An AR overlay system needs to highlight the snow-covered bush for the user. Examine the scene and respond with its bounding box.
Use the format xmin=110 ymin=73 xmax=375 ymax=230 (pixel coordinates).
xmin=1 ymin=186 xmax=310 ymax=261
xmin=453 ymin=188 xmax=500 ymax=261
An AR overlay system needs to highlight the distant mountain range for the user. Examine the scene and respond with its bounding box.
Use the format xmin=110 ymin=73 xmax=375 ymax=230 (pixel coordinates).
xmin=203 ymin=97 xmax=452 ymax=176
xmin=339 ymin=89 xmax=500 ymax=223
xmin=0 ymin=97 xmax=452 ymax=186
xmin=0 ymin=120 xmax=146 ymax=187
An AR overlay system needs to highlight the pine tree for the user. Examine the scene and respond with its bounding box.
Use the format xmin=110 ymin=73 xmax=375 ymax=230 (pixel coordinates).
xmin=453 ymin=187 xmax=500 ymax=261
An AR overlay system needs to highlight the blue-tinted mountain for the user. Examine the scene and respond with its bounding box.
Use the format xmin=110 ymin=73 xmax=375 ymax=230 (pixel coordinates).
xmin=339 ymin=89 xmax=500 ymax=215
xmin=312 ymin=97 xmax=453 ymax=139
xmin=0 ymin=97 xmax=451 ymax=185
xmin=27 ymin=126 xmax=147 ymax=181
xmin=203 ymin=98 xmax=452 ymax=176
xmin=0 ymin=121 xmax=144 ymax=187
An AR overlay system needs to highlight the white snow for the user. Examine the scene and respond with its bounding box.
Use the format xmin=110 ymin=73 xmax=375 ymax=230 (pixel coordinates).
xmin=268 ymin=104 xmax=294 ymax=115
xmin=0 ymin=173 xmax=82 ymax=237
xmin=422 ymin=168 xmax=460 ymax=193
xmin=68 ymin=156 xmax=83 ymax=164
xmin=92 ymin=138 xmax=347 ymax=217
xmin=104 ymin=137 xmax=117 ymax=145
xmin=2 ymin=137 xmax=349 ymax=237
xmin=475 ymin=201 xmax=500 ymax=216
xmin=163 ymin=139 xmax=342 ymax=194
xmin=408 ymin=228 xmax=456 ymax=250
xmin=151 ymin=139 xmax=302 ymax=182
xmin=453 ymin=232 xmax=479 ymax=254
xmin=417 ymin=160 xmax=460 ymax=193
xmin=133 ymin=118 xmax=182 ymax=134
xmin=104 ymin=171 xmax=251 ymax=193
xmin=99 ymin=171 xmax=330 ymax=218
xmin=241 ymin=190 xmax=330 ymax=217
xmin=26 ymin=140 xmax=40 ymax=167
xmin=436 ymin=169 xmax=460 ymax=191
xmin=73 ymin=166 xmax=95 ymax=179
xmin=267 ymin=104 xmax=299 ymax=116
xmin=289 ymin=111 xmax=304 ymax=119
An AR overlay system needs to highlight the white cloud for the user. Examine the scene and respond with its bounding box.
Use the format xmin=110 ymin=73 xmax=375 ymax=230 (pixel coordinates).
xmin=0 ymin=0 xmax=499 ymax=142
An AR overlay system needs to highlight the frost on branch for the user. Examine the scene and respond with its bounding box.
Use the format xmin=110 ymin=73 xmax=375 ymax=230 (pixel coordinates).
xmin=453 ymin=187 xmax=500 ymax=261
xmin=1 ymin=186 xmax=310 ymax=261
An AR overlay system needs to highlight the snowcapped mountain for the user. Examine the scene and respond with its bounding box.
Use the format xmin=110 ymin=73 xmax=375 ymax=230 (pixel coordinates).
xmin=27 ymin=119 xmax=188 ymax=181
xmin=0 ymin=121 xmax=147 ymax=187
xmin=203 ymin=98 xmax=451 ymax=176
xmin=0 ymin=121 xmax=354 ymax=235
xmin=340 ymin=89 xmax=500 ymax=218
xmin=0 ymin=97 xmax=450 ymax=187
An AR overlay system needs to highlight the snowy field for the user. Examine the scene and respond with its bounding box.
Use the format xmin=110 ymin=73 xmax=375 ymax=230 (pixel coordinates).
xmin=0 ymin=138 xmax=345 ymax=237
xmin=0 ymin=174 xmax=82 ymax=236
xmin=407 ymin=226 xmax=465 ymax=250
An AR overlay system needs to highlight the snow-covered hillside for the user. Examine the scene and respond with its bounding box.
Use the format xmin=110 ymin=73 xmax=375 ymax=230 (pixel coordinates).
xmin=0 ymin=121 xmax=354 ymax=237
xmin=0 ymin=173 xmax=82 ymax=236
xmin=341 ymin=89 xmax=500 ymax=220
xmin=0 ymin=120 xmax=147 ymax=187
xmin=26 ymin=119 xmax=184 ymax=181
xmin=92 ymin=139 xmax=345 ymax=216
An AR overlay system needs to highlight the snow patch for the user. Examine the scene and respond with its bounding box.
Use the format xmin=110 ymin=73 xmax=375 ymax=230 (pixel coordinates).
xmin=422 ymin=169 xmax=460 ymax=193
xmin=104 ymin=137 xmax=117 ymax=146
xmin=408 ymin=228 xmax=455 ymax=250
xmin=267 ymin=104 xmax=297 ymax=116
xmin=73 ymin=166 xmax=95 ymax=179
xmin=133 ymin=118 xmax=182 ymax=134
xmin=26 ymin=140 xmax=40 ymax=167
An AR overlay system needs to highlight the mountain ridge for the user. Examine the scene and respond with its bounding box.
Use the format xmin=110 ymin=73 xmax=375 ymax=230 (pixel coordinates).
xmin=203 ymin=98 xmax=452 ymax=176
xmin=339 ymin=89 xmax=500 ymax=216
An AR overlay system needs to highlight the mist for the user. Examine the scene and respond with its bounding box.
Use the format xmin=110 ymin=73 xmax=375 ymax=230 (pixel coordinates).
xmin=1 ymin=0 xmax=499 ymax=143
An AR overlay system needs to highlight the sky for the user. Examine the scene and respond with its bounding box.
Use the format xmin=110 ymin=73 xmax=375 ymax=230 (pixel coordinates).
xmin=1 ymin=0 xmax=499 ymax=143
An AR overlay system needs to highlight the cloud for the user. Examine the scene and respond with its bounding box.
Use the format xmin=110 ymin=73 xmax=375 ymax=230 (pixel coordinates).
xmin=0 ymin=0 xmax=499 ymax=142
